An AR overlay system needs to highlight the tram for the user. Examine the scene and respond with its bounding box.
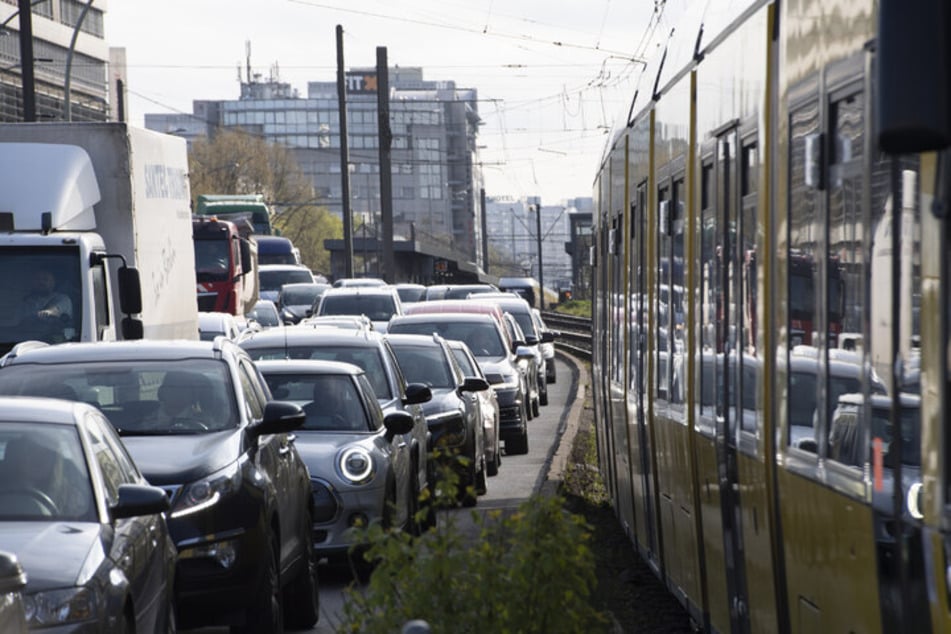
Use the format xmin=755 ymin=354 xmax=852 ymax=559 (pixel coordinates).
xmin=590 ymin=0 xmax=951 ymax=632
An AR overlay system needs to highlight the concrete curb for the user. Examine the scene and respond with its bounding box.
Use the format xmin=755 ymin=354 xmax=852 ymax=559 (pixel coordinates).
xmin=539 ymin=350 xmax=589 ymax=498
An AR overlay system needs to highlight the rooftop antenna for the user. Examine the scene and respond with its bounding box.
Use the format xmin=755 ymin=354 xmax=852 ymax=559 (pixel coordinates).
xmin=245 ymin=40 xmax=252 ymax=84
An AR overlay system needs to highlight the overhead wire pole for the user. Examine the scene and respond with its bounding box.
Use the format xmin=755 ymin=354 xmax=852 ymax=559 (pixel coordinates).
xmin=335 ymin=25 xmax=354 ymax=278
xmin=532 ymin=196 xmax=545 ymax=309
xmin=376 ymin=46 xmax=395 ymax=282
xmin=16 ymin=0 xmax=36 ymax=121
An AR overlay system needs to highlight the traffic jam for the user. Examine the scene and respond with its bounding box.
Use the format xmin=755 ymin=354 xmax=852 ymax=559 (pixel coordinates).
xmin=0 ymin=123 xmax=558 ymax=633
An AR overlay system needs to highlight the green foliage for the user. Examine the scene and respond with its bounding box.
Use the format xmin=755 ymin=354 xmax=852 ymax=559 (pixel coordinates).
xmin=339 ymin=453 xmax=606 ymax=633
xmin=555 ymin=299 xmax=592 ymax=318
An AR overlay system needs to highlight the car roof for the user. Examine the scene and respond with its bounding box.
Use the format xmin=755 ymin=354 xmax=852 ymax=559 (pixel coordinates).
xmin=320 ymin=286 xmax=399 ymax=297
xmin=390 ymin=312 xmax=498 ymax=325
xmin=0 ymin=339 xmax=239 ymax=366
xmin=404 ymin=299 xmax=503 ymax=317
xmin=469 ymin=295 xmax=532 ymax=312
xmin=385 ymin=333 xmax=445 ymax=348
xmin=239 ymin=326 xmax=385 ymax=348
xmin=259 ymin=264 xmax=312 ymax=272
xmin=253 ymin=358 xmax=364 ymax=376
xmin=198 ymin=312 xmax=236 ymax=326
xmin=0 ymin=396 xmax=92 ymax=425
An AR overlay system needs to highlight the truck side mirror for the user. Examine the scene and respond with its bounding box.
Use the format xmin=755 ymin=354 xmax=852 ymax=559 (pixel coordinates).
xmin=118 ymin=266 xmax=142 ymax=315
xmin=122 ymin=317 xmax=143 ymax=340
xmin=239 ymin=238 xmax=253 ymax=277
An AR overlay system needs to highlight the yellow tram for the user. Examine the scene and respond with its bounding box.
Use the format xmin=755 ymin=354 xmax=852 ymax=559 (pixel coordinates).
xmin=591 ymin=1 xmax=951 ymax=632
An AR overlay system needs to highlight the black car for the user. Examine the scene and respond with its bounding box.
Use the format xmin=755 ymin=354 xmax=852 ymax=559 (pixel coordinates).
xmin=0 ymin=396 xmax=175 ymax=632
xmin=388 ymin=312 xmax=535 ymax=455
xmin=0 ymin=339 xmax=319 ymax=632
xmin=386 ymin=333 xmax=491 ymax=505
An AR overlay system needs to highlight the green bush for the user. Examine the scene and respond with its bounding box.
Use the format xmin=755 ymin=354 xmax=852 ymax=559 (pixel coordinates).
xmin=339 ymin=458 xmax=607 ymax=633
xmin=554 ymin=299 xmax=592 ymax=318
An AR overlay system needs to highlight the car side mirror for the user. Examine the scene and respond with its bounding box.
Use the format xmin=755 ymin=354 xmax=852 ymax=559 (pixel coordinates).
xmin=541 ymin=331 xmax=557 ymax=343
xmin=111 ymin=484 xmax=170 ymax=520
xmin=251 ymin=401 xmax=306 ymax=437
xmin=524 ymin=334 xmax=539 ymax=346
xmin=383 ymin=410 xmax=415 ymax=439
xmin=515 ymin=346 xmax=535 ymax=361
xmin=460 ymin=376 xmax=490 ymax=392
xmin=403 ymin=382 xmax=432 ymax=405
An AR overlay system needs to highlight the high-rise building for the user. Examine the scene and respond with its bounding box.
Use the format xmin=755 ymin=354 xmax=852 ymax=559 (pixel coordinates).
xmin=145 ymin=66 xmax=485 ymax=270
xmin=0 ymin=0 xmax=110 ymax=122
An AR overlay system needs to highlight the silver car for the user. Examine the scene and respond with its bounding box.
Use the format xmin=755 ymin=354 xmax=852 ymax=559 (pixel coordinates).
xmin=255 ymin=359 xmax=418 ymax=559
xmin=446 ymin=338 xmax=501 ymax=477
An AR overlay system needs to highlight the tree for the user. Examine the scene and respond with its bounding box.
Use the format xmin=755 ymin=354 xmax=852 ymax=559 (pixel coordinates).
xmin=188 ymin=128 xmax=341 ymax=275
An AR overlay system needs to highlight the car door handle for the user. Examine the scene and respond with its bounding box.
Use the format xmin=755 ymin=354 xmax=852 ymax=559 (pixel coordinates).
xmin=279 ymin=444 xmax=292 ymax=456
xmin=287 ymin=433 xmax=297 ymax=444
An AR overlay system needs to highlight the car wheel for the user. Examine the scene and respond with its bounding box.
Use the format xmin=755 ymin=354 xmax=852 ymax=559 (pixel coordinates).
xmin=540 ymin=380 xmax=549 ymax=406
xmin=234 ymin=535 xmax=282 ymax=634
xmin=487 ymin=449 xmax=500 ymax=477
xmin=283 ymin=513 xmax=319 ymax=629
xmin=475 ymin=455 xmax=488 ymax=495
xmin=507 ymin=419 xmax=530 ymax=456
xmin=532 ymin=395 xmax=540 ymax=418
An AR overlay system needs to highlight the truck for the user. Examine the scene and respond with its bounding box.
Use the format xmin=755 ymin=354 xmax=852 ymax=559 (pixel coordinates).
xmin=0 ymin=122 xmax=199 ymax=353
xmin=195 ymin=193 xmax=273 ymax=235
xmin=255 ymin=235 xmax=301 ymax=266
xmin=193 ymin=216 xmax=259 ymax=315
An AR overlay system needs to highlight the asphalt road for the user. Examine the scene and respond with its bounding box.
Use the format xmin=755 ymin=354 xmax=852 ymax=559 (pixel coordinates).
xmin=186 ymin=354 xmax=580 ymax=633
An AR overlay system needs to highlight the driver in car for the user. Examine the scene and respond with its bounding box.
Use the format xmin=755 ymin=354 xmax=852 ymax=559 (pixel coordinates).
xmin=19 ymin=269 xmax=72 ymax=323
xmin=148 ymin=371 xmax=207 ymax=428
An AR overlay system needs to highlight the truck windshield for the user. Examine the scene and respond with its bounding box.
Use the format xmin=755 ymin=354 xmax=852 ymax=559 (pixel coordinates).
xmin=194 ymin=238 xmax=231 ymax=281
xmin=0 ymin=248 xmax=82 ymax=352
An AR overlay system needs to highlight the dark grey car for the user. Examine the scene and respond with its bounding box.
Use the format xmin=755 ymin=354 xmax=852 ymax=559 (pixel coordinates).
xmin=0 ymin=340 xmax=318 ymax=632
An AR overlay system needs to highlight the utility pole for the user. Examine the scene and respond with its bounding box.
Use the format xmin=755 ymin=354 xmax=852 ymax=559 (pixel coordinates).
xmin=17 ymin=0 xmax=36 ymax=121
xmin=531 ymin=196 xmax=545 ymax=309
xmin=335 ymin=25 xmax=354 ymax=278
xmin=376 ymin=47 xmax=395 ymax=282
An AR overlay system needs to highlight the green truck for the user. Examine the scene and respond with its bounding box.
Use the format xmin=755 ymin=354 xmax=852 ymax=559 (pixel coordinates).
xmin=195 ymin=194 xmax=272 ymax=235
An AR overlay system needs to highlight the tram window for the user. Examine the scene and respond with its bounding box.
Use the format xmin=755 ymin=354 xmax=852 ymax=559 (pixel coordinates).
xmin=697 ymin=160 xmax=717 ymax=434
xmin=787 ymin=100 xmax=821 ymax=451
xmin=740 ymin=137 xmax=760 ymax=439
xmin=656 ymin=185 xmax=671 ymax=402
xmin=670 ymin=176 xmax=686 ymax=405
xmin=742 ymin=144 xmax=758 ymax=196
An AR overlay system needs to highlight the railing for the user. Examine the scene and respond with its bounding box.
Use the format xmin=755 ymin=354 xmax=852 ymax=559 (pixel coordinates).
xmin=540 ymin=310 xmax=591 ymax=361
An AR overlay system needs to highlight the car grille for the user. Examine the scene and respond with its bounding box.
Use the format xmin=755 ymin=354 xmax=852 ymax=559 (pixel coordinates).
xmin=197 ymin=294 xmax=218 ymax=311
xmin=311 ymin=478 xmax=339 ymax=524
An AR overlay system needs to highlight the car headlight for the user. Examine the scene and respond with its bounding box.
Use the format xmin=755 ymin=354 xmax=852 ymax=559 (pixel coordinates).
xmin=24 ymin=586 xmax=99 ymax=627
xmin=170 ymin=459 xmax=243 ymax=519
xmin=487 ymin=370 xmax=520 ymax=391
xmin=338 ymin=447 xmax=375 ymax=485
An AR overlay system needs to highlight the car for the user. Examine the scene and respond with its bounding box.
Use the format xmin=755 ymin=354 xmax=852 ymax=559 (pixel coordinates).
xmin=532 ymin=308 xmax=559 ymax=384
xmin=315 ymin=286 xmax=404 ymax=332
xmin=0 ymin=551 xmax=26 ymax=634
xmin=0 ymin=339 xmax=319 ymax=632
xmin=278 ymin=282 xmax=331 ymax=325
xmin=442 ymin=283 xmax=499 ymax=300
xmin=246 ymin=298 xmax=282 ymax=328
xmin=254 ymin=359 xmax=420 ymax=559
xmin=499 ymin=311 xmax=541 ymax=416
xmin=259 ymin=264 xmax=318 ymax=303
xmin=446 ymin=338 xmax=501 ymax=477
xmin=387 ymin=312 xmax=535 ymax=455
xmin=470 ymin=293 xmax=551 ymax=409
xmin=386 ymin=333 xmax=490 ymax=505
xmin=393 ymin=282 xmax=427 ymax=305
xmin=238 ymin=327 xmax=434 ymax=527
xmin=301 ymin=314 xmax=374 ymax=331
xmin=0 ymin=396 xmax=176 ymax=633
xmin=197 ymin=310 xmax=243 ymax=341
xmin=332 ymin=277 xmax=387 ymax=288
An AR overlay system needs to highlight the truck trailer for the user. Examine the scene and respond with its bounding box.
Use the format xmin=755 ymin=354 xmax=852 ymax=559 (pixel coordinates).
xmin=0 ymin=122 xmax=199 ymax=353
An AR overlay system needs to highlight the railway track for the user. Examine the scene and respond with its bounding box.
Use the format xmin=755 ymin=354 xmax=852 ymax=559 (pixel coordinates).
xmin=539 ymin=310 xmax=591 ymax=361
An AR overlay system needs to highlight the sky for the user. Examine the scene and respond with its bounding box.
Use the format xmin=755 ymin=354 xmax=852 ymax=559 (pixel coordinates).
xmin=105 ymin=1 xmax=665 ymax=204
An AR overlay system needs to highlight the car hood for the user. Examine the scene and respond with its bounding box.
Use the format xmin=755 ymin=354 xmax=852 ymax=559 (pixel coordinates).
xmin=0 ymin=522 xmax=102 ymax=592
xmin=420 ymin=388 xmax=463 ymax=417
xmin=294 ymin=432 xmax=375 ymax=469
xmin=283 ymin=305 xmax=311 ymax=318
xmin=122 ymin=430 xmax=242 ymax=486
xmin=260 ymin=290 xmax=279 ymax=302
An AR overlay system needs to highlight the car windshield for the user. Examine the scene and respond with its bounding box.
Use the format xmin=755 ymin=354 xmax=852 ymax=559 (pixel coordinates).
xmin=0 ymin=423 xmax=95 ymax=521
xmin=244 ymin=345 xmax=393 ymax=400
xmin=389 ymin=321 xmax=506 ymax=358
xmin=320 ymin=295 xmax=396 ymax=322
xmin=262 ymin=373 xmax=372 ymax=432
xmin=391 ymin=345 xmax=454 ymax=389
xmin=281 ymin=286 xmax=326 ymax=306
xmin=0 ymin=360 xmax=239 ymax=435
xmin=260 ymin=269 xmax=314 ymax=292
xmin=248 ymin=301 xmax=280 ymax=327
xmin=450 ymin=346 xmax=478 ymax=376
xmin=396 ymin=287 xmax=426 ymax=303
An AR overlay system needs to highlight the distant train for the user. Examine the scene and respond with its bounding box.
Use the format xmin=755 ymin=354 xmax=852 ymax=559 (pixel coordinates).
xmin=590 ymin=1 xmax=951 ymax=632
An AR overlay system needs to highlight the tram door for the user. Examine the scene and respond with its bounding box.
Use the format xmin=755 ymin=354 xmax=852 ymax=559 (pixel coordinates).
xmin=709 ymin=130 xmax=751 ymax=632
xmin=631 ymin=180 xmax=658 ymax=563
